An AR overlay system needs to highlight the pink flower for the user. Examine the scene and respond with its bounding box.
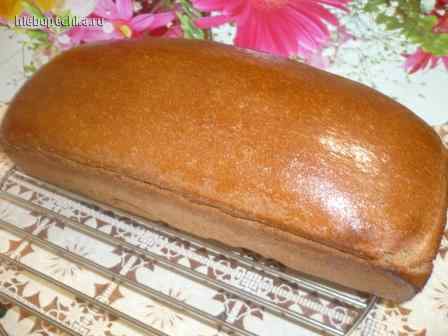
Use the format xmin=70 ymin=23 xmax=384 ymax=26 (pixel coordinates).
xmin=436 ymin=0 xmax=448 ymax=8
xmin=193 ymin=0 xmax=350 ymax=58
xmin=163 ymin=25 xmax=183 ymax=38
xmin=78 ymin=0 xmax=175 ymax=42
xmin=52 ymin=27 xmax=85 ymax=50
xmin=303 ymin=51 xmax=330 ymax=68
xmin=404 ymin=48 xmax=448 ymax=74
xmin=433 ymin=13 xmax=448 ymax=34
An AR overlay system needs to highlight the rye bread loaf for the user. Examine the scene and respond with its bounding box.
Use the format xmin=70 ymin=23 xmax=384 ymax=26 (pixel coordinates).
xmin=1 ymin=38 xmax=447 ymax=301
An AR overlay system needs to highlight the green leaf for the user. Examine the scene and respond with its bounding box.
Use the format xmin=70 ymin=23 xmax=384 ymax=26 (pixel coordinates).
xmin=367 ymin=0 xmax=448 ymax=56
xmin=418 ymin=15 xmax=437 ymax=29
xmin=363 ymin=0 xmax=386 ymax=13
xmin=176 ymin=0 xmax=206 ymax=40
xmin=0 ymin=305 xmax=7 ymax=318
xmin=177 ymin=13 xmax=204 ymax=39
xmin=25 ymin=29 xmax=48 ymax=42
xmin=385 ymin=17 xmax=401 ymax=30
xmin=178 ymin=0 xmax=202 ymax=17
xmin=24 ymin=63 xmax=37 ymax=74
xmin=376 ymin=13 xmax=388 ymax=24
xmin=21 ymin=0 xmax=45 ymax=20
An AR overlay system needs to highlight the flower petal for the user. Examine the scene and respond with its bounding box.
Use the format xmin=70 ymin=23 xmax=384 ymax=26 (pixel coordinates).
xmin=147 ymin=11 xmax=176 ymax=29
xmin=130 ymin=14 xmax=154 ymax=32
xmin=196 ymin=14 xmax=231 ymax=29
xmin=442 ymin=56 xmax=448 ymax=70
xmin=429 ymin=55 xmax=439 ymax=69
xmin=116 ymin=0 xmax=133 ymax=20
xmin=71 ymin=22 xmax=123 ymax=42
xmin=263 ymin=20 xmax=289 ymax=57
xmin=165 ymin=25 xmax=183 ymax=38
xmin=337 ymin=26 xmax=354 ymax=44
xmin=253 ymin=13 xmax=271 ymax=53
xmin=66 ymin=26 xmax=86 ymax=44
xmin=192 ymin=0 xmax=228 ymax=12
xmin=271 ymin=19 xmax=299 ymax=55
xmin=304 ymin=51 xmax=330 ymax=69
xmin=310 ymin=0 xmax=350 ymax=11
xmin=234 ymin=5 xmax=256 ymax=49
xmin=284 ymin=10 xmax=326 ymax=50
xmin=404 ymin=49 xmax=432 ymax=74
xmin=60 ymin=0 xmax=96 ymax=17
xmin=83 ymin=28 xmax=123 ymax=42
xmin=433 ymin=13 xmax=448 ymax=33
xmin=195 ymin=0 xmax=346 ymax=59
xmin=261 ymin=18 xmax=290 ymax=56
xmin=292 ymin=2 xmax=339 ymax=26
xmin=94 ymin=0 xmax=118 ymax=19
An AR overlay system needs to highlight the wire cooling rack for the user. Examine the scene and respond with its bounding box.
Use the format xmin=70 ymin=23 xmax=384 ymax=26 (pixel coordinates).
xmin=0 ymin=168 xmax=376 ymax=336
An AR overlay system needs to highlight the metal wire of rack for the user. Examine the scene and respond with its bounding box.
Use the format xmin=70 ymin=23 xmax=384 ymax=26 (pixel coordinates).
xmin=0 ymin=168 xmax=376 ymax=336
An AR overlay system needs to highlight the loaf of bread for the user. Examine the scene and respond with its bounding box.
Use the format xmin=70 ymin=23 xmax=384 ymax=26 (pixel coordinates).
xmin=1 ymin=38 xmax=447 ymax=302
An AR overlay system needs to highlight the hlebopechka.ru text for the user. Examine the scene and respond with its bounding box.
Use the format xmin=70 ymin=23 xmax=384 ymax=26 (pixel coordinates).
xmin=15 ymin=16 xmax=104 ymax=29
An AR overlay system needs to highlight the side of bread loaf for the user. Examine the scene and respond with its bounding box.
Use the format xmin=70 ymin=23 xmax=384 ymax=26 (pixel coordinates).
xmin=1 ymin=38 xmax=447 ymax=301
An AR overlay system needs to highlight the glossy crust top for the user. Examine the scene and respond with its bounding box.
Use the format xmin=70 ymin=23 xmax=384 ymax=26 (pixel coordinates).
xmin=2 ymin=38 xmax=447 ymax=288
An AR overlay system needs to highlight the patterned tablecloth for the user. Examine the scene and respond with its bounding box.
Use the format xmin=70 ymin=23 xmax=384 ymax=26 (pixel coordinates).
xmin=1 ymin=5 xmax=448 ymax=334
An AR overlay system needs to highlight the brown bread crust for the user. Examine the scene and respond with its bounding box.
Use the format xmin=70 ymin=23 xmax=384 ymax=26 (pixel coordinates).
xmin=1 ymin=38 xmax=447 ymax=301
